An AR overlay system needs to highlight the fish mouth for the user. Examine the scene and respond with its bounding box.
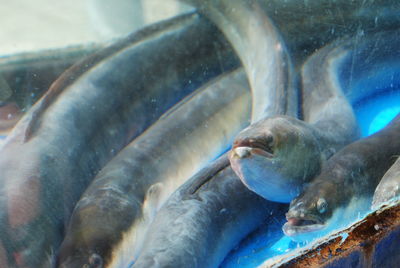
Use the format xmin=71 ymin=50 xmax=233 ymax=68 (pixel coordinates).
xmin=283 ymin=217 xmax=325 ymax=236
xmin=232 ymin=139 xmax=274 ymax=159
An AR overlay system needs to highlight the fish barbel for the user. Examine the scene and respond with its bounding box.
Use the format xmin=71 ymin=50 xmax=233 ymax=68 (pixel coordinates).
xmin=0 ymin=12 xmax=238 ymax=267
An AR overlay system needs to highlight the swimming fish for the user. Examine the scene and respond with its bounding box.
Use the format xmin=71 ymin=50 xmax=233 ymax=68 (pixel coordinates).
xmin=179 ymin=0 xmax=297 ymax=121
xmin=284 ymin=113 xmax=400 ymax=240
xmin=56 ymin=69 xmax=251 ymax=268
xmin=229 ymin=30 xmax=360 ymax=203
xmin=283 ymin=29 xmax=400 ymax=240
xmin=132 ymin=155 xmax=287 ymax=268
xmin=131 ymin=3 xmax=297 ymax=265
xmin=0 ymin=12 xmax=238 ymax=268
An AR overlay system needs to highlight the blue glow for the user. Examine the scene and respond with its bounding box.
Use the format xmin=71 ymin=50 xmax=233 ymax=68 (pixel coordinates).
xmin=368 ymin=107 xmax=400 ymax=135
xmin=353 ymin=91 xmax=400 ymax=137
xmin=221 ymin=90 xmax=400 ymax=267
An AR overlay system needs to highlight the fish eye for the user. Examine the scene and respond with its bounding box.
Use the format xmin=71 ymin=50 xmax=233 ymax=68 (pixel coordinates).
xmin=316 ymin=198 xmax=328 ymax=214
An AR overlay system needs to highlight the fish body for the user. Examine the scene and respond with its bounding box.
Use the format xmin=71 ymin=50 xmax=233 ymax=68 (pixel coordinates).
xmin=284 ymin=113 xmax=400 ymax=240
xmin=229 ymin=32 xmax=361 ymax=203
xmin=131 ymin=1 xmax=296 ymax=265
xmin=132 ymin=155 xmax=287 ymax=268
xmin=179 ymin=0 xmax=297 ymax=121
xmin=56 ymin=69 xmax=251 ymax=268
xmin=0 ymin=12 xmax=238 ymax=267
xmin=372 ymin=150 xmax=400 ymax=209
xmin=0 ymin=45 xmax=101 ymax=134
xmin=283 ymin=29 xmax=400 ymax=240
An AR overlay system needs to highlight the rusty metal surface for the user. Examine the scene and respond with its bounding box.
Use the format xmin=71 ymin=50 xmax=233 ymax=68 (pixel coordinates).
xmin=260 ymin=201 xmax=400 ymax=268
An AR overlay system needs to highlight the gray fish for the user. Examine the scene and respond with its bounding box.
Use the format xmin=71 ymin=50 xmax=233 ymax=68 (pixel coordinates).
xmin=132 ymin=155 xmax=287 ymax=268
xmin=283 ymin=30 xmax=400 ymax=240
xmin=180 ymin=0 xmax=297 ymax=121
xmin=229 ymin=31 xmax=360 ymax=203
xmin=180 ymin=0 xmax=400 ymax=121
xmin=0 ymin=44 xmax=101 ymax=134
xmin=284 ymin=113 xmax=400 ymax=240
xmin=373 ymin=158 xmax=400 ymax=209
xmin=56 ymin=69 xmax=251 ymax=268
xmin=0 ymin=12 xmax=238 ymax=268
xmin=131 ymin=3 xmax=296 ymax=266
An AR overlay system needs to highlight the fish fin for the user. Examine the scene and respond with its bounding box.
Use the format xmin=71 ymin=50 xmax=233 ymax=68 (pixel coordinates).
xmin=22 ymin=55 xmax=100 ymax=142
xmin=142 ymin=183 xmax=164 ymax=221
xmin=186 ymin=153 xmax=230 ymax=194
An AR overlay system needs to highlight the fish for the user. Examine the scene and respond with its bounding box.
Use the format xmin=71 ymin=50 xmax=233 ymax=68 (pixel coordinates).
xmin=132 ymin=155 xmax=287 ymax=268
xmin=0 ymin=44 xmax=101 ymax=134
xmin=229 ymin=30 xmax=361 ymax=203
xmin=180 ymin=0 xmax=400 ymax=122
xmin=0 ymin=12 xmax=239 ymax=268
xmin=372 ymin=151 xmax=400 ymax=209
xmin=283 ymin=29 xmax=400 ymax=240
xmin=179 ymin=0 xmax=297 ymax=121
xmin=131 ymin=2 xmax=296 ymax=265
xmin=283 ymin=113 xmax=400 ymax=241
xmin=56 ymin=69 xmax=251 ymax=268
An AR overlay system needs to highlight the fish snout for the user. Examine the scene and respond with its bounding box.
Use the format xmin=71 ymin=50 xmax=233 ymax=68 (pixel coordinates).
xmin=230 ymin=147 xmax=252 ymax=159
xmin=285 ymin=206 xmax=306 ymax=221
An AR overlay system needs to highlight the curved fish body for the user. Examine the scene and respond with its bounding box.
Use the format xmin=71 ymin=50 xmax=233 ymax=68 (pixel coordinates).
xmin=0 ymin=13 xmax=239 ymax=268
xmin=180 ymin=0 xmax=297 ymax=121
xmin=131 ymin=2 xmax=295 ymax=263
xmin=373 ymin=158 xmax=400 ymax=209
xmin=0 ymin=44 xmax=101 ymax=133
xmin=132 ymin=155 xmax=287 ymax=268
xmin=56 ymin=69 xmax=251 ymax=268
xmin=284 ymin=113 xmax=400 ymax=241
xmin=230 ymin=32 xmax=361 ymax=203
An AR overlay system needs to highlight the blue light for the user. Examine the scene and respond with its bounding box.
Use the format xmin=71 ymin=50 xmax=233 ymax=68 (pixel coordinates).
xmin=353 ymin=91 xmax=400 ymax=137
xmin=221 ymin=90 xmax=400 ymax=268
xmin=368 ymin=107 xmax=400 ymax=135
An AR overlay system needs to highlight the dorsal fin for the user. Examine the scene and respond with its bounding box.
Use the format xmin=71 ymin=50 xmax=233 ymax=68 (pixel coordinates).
xmin=186 ymin=153 xmax=230 ymax=195
xmin=22 ymin=12 xmax=197 ymax=142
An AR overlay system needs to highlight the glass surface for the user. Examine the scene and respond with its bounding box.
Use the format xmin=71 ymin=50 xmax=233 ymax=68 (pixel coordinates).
xmin=1 ymin=1 xmax=400 ymax=267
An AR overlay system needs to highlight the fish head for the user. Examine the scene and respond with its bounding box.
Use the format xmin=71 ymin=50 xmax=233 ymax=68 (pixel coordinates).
xmin=282 ymin=180 xmax=337 ymax=241
xmin=229 ymin=115 xmax=323 ymax=203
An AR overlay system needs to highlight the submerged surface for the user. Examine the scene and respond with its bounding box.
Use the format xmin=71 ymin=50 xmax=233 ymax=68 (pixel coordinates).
xmin=221 ymin=90 xmax=400 ymax=268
